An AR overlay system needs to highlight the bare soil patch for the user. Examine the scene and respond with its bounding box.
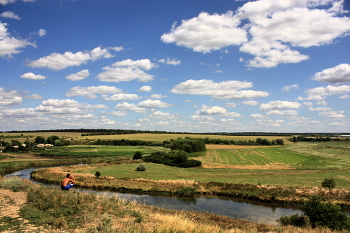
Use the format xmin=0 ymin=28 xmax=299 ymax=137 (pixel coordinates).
xmin=0 ymin=188 xmax=44 ymax=232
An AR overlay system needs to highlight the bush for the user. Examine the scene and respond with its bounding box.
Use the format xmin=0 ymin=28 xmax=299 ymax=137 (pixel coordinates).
xmin=169 ymin=150 xmax=188 ymax=163
xmin=143 ymin=150 xmax=202 ymax=168
xmin=303 ymin=195 xmax=350 ymax=230
xmin=176 ymin=187 xmax=196 ymax=197
xmin=133 ymin=151 xmax=142 ymax=160
xmin=321 ymin=178 xmax=336 ymax=189
xmin=95 ymin=171 xmax=101 ymax=179
xmin=178 ymin=159 xmax=202 ymax=168
xmin=135 ymin=163 xmax=146 ymax=172
xmin=277 ymin=214 xmax=309 ymax=227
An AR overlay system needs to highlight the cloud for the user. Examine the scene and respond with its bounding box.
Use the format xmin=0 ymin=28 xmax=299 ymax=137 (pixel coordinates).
xmin=137 ymin=99 xmax=173 ymax=108
xmin=0 ymin=0 xmax=16 ymax=5
xmin=103 ymin=94 xmax=141 ymax=101
xmin=308 ymin=107 xmax=332 ymax=111
xmin=100 ymin=111 xmax=127 ymax=117
xmin=97 ymin=59 xmax=156 ymax=83
xmin=319 ymin=110 xmax=345 ymax=118
xmin=219 ymin=118 xmax=241 ymax=125
xmin=66 ymin=85 xmax=122 ymax=99
xmin=138 ymin=86 xmax=152 ymax=92
xmin=111 ymin=59 xmax=157 ymax=70
xmin=162 ymin=0 xmax=350 ymax=68
xmin=90 ymin=46 xmax=114 ymax=61
xmin=20 ymin=72 xmax=47 ymax=80
xmin=282 ymin=84 xmax=299 ymax=91
xmin=250 ymin=114 xmax=265 ymax=118
xmin=150 ymin=94 xmax=167 ymax=99
xmin=109 ymin=46 xmax=124 ymax=51
xmin=194 ymin=105 xmax=242 ymax=117
xmin=241 ymin=100 xmax=259 ymax=106
xmin=191 ymin=115 xmax=215 ymax=122
xmin=237 ymin=1 xmax=350 ymax=67
xmin=225 ymin=102 xmax=236 ymax=108
xmin=158 ymin=58 xmax=181 ymax=65
xmin=114 ymin=102 xmax=146 ymax=113
xmin=38 ymin=29 xmax=46 ymax=37
xmin=0 ymin=21 xmax=35 ymax=58
xmin=148 ymin=111 xmax=179 ymax=120
xmin=0 ymin=11 xmax=21 ymax=20
xmin=66 ymin=69 xmax=90 ymax=81
xmin=253 ymin=117 xmax=282 ymax=127
xmin=305 ymin=85 xmax=350 ymax=97
xmin=340 ymin=94 xmax=350 ymax=99
xmin=161 ymin=11 xmax=247 ymax=53
xmin=312 ymin=63 xmax=350 ymax=83
xmin=0 ymin=87 xmax=22 ymax=106
xmin=171 ymin=79 xmax=269 ymax=100
xmin=260 ymin=100 xmax=301 ymax=111
xmin=24 ymin=93 xmax=43 ymax=100
xmin=240 ymin=39 xmax=309 ymax=68
xmin=35 ymin=99 xmax=108 ymax=115
xmin=27 ymin=46 xmax=115 ymax=71
xmin=27 ymin=51 xmax=91 ymax=70
xmin=266 ymin=110 xmax=298 ymax=116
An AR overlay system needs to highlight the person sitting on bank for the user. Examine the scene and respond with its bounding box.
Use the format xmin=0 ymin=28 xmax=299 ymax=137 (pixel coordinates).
xmin=61 ymin=173 xmax=76 ymax=190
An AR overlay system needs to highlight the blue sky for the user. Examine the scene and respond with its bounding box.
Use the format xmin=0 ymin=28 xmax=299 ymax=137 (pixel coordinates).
xmin=1 ymin=0 xmax=350 ymax=133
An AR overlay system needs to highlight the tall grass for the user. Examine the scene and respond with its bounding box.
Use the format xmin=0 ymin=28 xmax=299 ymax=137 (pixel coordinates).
xmin=18 ymin=185 xmax=342 ymax=233
xmin=0 ymin=176 xmax=33 ymax=192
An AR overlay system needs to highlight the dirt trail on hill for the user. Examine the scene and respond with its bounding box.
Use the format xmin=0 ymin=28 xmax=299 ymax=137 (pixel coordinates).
xmin=0 ymin=188 xmax=45 ymax=232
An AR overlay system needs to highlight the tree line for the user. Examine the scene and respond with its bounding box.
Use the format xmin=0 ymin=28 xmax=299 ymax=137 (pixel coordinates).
xmin=3 ymin=129 xmax=349 ymax=137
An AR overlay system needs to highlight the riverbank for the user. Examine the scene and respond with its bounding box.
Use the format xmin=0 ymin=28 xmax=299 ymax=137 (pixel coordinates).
xmin=31 ymin=162 xmax=350 ymax=207
xmin=0 ymin=177 xmax=343 ymax=233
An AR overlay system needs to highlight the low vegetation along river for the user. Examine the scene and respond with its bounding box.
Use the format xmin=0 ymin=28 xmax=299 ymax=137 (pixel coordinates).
xmin=6 ymin=165 xmax=303 ymax=225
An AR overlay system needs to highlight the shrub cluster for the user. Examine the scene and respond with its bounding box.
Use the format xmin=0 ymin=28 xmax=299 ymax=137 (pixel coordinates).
xmin=321 ymin=178 xmax=336 ymax=189
xmin=278 ymin=195 xmax=350 ymax=231
xmin=135 ymin=163 xmax=146 ymax=171
xmin=142 ymin=150 xmax=202 ymax=168
xmin=163 ymin=137 xmax=206 ymax=153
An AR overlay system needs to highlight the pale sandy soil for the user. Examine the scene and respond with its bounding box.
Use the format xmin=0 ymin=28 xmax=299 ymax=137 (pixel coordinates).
xmin=0 ymin=188 xmax=46 ymax=232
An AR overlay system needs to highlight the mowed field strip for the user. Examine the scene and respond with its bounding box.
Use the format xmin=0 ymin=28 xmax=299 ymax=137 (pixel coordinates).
xmin=201 ymin=144 xmax=341 ymax=170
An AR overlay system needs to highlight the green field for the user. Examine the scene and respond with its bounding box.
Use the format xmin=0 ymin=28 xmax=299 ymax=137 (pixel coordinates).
xmin=70 ymin=142 xmax=350 ymax=189
xmin=39 ymin=145 xmax=161 ymax=157
xmin=201 ymin=146 xmax=346 ymax=169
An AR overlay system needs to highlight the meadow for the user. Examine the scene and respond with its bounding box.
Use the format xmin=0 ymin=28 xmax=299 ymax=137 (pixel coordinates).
xmin=38 ymin=145 xmax=160 ymax=157
xmin=1 ymin=133 xmax=350 ymax=232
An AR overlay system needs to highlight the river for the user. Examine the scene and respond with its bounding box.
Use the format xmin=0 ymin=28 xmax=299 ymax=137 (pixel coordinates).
xmin=5 ymin=166 xmax=303 ymax=225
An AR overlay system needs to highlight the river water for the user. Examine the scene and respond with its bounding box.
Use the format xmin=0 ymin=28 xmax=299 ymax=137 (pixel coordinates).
xmin=5 ymin=166 xmax=303 ymax=225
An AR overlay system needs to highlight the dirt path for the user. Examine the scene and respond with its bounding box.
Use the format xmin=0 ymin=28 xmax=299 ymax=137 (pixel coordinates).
xmin=0 ymin=188 xmax=46 ymax=232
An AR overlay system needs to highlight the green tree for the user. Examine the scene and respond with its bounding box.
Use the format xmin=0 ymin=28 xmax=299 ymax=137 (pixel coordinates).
xmin=35 ymin=136 xmax=45 ymax=144
xmin=303 ymin=196 xmax=349 ymax=230
xmin=46 ymin=135 xmax=59 ymax=144
xmin=321 ymin=178 xmax=336 ymax=189
xmin=133 ymin=151 xmax=142 ymax=160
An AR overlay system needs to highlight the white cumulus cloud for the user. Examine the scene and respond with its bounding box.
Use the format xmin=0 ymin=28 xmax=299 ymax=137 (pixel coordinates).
xmin=66 ymin=69 xmax=90 ymax=81
xmin=161 ymin=11 xmax=247 ymax=53
xmin=66 ymin=85 xmax=122 ymax=99
xmin=313 ymin=63 xmax=350 ymax=83
xmin=0 ymin=11 xmax=21 ymax=20
xmin=20 ymin=72 xmax=47 ymax=80
xmin=171 ymin=79 xmax=269 ymax=100
xmin=260 ymin=100 xmax=301 ymax=111
xmin=103 ymin=94 xmax=141 ymax=101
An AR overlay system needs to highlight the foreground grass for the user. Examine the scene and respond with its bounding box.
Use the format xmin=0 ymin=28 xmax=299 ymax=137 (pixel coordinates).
xmin=0 ymin=177 xmax=342 ymax=233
